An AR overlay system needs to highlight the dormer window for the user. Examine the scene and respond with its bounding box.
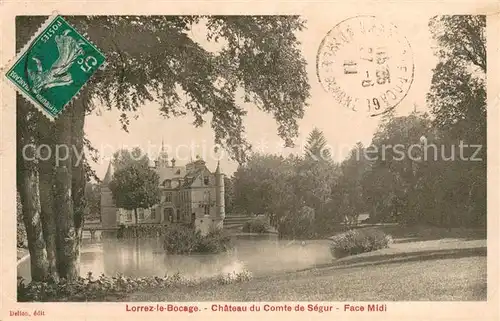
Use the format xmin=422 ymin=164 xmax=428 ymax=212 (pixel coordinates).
xmin=204 ymin=176 xmax=209 ymax=185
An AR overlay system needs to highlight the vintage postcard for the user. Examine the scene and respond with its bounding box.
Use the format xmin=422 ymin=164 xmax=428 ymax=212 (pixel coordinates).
xmin=0 ymin=1 xmax=498 ymax=321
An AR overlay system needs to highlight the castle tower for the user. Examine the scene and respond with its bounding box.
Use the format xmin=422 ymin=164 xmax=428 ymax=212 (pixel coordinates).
xmin=214 ymin=161 xmax=225 ymax=229
xmin=100 ymin=162 xmax=117 ymax=228
xmin=157 ymin=139 xmax=169 ymax=168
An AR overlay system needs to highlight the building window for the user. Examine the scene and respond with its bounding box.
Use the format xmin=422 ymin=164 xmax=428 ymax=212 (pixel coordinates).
xmin=164 ymin=208 xmax=174 ymax=223
xmin=204 ymin=205 xmax=210 ymax=215
xmin=163 ymin=179 xmax=172 ymax=188
xmin=126 ymin=211 xmax=132 ymax=221
xmin=204 ymin=176 xmax=209 ymax=185
xmin=138 ymin=209 xmax=145 ymax=221
xmin=177 ymin=209 xmax=181 ymax=222
xmin=165 ymin=192 xmax=172 ymax=203
xmin=151 ymin=208 xmax=156 ymax=220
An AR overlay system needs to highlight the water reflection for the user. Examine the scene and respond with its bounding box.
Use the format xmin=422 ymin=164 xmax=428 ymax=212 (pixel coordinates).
xmin=18 ymin=235 xmax=332 ymax=282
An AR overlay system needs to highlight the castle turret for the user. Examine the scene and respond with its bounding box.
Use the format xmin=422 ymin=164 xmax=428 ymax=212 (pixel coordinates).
xmin=215 ymin=161 xmax=225 ymax=221
xmin=157 ymin=139 xmax=169 ymax=168
xmin=101 ymin=162 xmax=117 ymax=228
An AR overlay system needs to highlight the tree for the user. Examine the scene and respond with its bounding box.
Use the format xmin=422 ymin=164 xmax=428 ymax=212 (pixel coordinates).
xmin=293 ymin=155 xmax=339 ymax=225
xmin=108 ymin=164 xmax=160 ymax=235
xmin=17 ymin=192 xmax=27 ymax=248
xmin=278 ymin=205 xmax=316 ymax=239
xmin=16 ymin=15 xmax=310 ymax=281
xmin=84 ymin=183 xmax=101 ymax=221
xmin=112 ymin=147 xmax=150 ymax=172
xmin=304 ymin=128 xmax=331 ymax=161
xmin=232 ymin=153 xmax=296 ymax=216
xmin=427 ymin=15 xmax=486 ymax=227
xmin=223 ymin=176 xmax=234 ymax=215
xmin=232 ymin=152 xmax=341 ymax=236
xmin=336 ymin=142 xmax=370 ymax=226
xmin=360 ymin=113 xmax=436 ymax=225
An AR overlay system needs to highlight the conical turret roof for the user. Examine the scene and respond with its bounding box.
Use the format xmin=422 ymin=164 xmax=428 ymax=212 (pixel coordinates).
xmin=102 ymin=161 xmax=114 ymax=185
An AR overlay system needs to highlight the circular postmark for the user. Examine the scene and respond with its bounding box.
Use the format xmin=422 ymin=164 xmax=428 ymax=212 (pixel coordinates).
xmin=316 ymin=16 xmax=414 ymax=116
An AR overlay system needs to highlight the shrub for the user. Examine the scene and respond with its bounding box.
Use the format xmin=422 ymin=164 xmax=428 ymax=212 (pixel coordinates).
xmin=241 ymin=219 xmax=270 ymax=233
xmin=329 ymin=228 xmax=393 ymax=258
xmin=196 ymin=229 xmax=233 ymax=253
xmin=163 ymin=225 xmax=233 ymax=254
xmin=278 ymin=215 xmax=315 ymax=239
xmin=17 ymin=269 xmax=252 ymax=302
xmin=163 ymin=225 xmax=201 ymax=254
xmin=215 ymin=269 xmax=253 ymax=285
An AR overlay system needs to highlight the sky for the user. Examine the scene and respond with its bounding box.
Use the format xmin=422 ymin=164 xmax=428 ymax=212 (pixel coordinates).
xmin=84 ymin=14 xmax=438 ymax=179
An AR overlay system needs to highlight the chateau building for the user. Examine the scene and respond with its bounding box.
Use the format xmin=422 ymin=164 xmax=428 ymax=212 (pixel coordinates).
xmin=100 ymin=144 xmax=225 ymax=235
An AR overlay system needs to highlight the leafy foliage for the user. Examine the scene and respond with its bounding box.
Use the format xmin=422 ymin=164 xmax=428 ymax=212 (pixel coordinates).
xmin=224 ymin=176 xmax=234 ymax=214
xmin=17 ymin=270 xmax=251 ymax=302
xmin=84 ymin=183 xmax=101 ymax=221
xmin=304 ymin=127 xmax=331 ymax=160
xmin=232 ymin=137 xmax=340 ymax=230
xmin=329 ymin=228 xmax=393 ymax=258
xmin=112 ymin=147 xmax=150 ymax=172
xmin=278 ymin=205 xmax=316 ymax=239
xmin=109 ymin=164 xmax=160 ymax=214
xmin=67 ymin=15 xmax=310 ymax=162
xmin=162 ymin=225 xmax=233 ymax=254
xmin=195 ymin=230 xmax=233 ymax=254
xmin=241 ymin=219 xmax=271 ymax=233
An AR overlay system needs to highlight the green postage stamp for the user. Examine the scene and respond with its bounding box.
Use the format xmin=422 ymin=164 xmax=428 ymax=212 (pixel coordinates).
xmin=5 ymin=15 xmax=106 ymax=121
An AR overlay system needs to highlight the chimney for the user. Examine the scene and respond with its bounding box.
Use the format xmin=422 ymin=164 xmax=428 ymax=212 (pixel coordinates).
xmin=171 ymin=158 xmax=176 ymax=167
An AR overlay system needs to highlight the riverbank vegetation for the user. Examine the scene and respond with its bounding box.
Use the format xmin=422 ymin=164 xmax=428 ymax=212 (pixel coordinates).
xmin=329 ymin=228 xmax=393 ymax=258
xmin=241 ymin=219 xmax=272 ymax=234
xmin=163 ymin=225 xmax=233 ymax=254
xmin=18 ymin=270 xmax=252 ymax=302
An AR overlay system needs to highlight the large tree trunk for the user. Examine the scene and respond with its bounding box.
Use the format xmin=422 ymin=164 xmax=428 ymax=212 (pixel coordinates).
xmin=71 ymin=96 xmax=87 ymax=271
xmin=19 ymin=162 xmax=50 ymax=281
xmin=53 ymin=109 xmax=78 ymax=280
xmin=17 ymin=95 xmax=50 ymax=281
xmin=39 ymin=171 xmax=59 ymax=282
xmin=53 ymin=94 xmax=88 ymax=280
xmin=38 ymin=119 xmax=59 ymax=282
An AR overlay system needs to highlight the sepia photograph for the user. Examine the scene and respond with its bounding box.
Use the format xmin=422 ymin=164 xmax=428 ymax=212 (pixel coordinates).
xmin=3 ymin=6 xmax=492 ymax=311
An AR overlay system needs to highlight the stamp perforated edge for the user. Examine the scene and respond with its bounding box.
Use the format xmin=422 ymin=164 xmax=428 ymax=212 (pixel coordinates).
xmin=1 ymin=13 xmax=107 ymax=122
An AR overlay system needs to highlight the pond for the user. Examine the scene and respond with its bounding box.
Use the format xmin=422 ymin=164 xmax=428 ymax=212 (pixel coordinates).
xmin=17 ymin=235 xmax=333 ymax=282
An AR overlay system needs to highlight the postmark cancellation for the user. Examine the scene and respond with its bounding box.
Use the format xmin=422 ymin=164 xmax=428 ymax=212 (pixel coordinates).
xmin=316 ymin=16 xmax=414 ymax=116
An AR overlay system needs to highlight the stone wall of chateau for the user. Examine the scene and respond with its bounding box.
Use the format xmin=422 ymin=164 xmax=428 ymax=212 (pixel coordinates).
xmin=100 ymin=185 xmax=117 ymax=229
